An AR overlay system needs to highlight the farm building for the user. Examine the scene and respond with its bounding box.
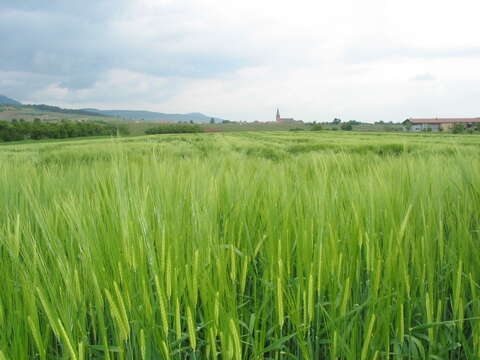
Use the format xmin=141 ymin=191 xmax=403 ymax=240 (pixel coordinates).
xmin=404 ymin=118 xmax=480 ymax=132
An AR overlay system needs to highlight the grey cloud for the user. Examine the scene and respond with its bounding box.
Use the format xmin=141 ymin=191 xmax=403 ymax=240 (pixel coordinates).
xmin=0 ymin=2 xmax=252 ymax=94
xmin=0 ymin=71 xmax=62 ymax=102
xmin=0 ymin=8 xmax=116 ymax=85
xmin=2 ymin=0 xmax=126 ymax=20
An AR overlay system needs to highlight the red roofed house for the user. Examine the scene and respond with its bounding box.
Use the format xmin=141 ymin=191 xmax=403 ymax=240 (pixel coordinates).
xmin=404 ymin=118 xmax=480 ymax=132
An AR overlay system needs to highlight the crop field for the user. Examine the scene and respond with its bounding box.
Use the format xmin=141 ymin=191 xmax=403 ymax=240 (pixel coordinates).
xmin=1 ymin=131 xmax=479 ymax=359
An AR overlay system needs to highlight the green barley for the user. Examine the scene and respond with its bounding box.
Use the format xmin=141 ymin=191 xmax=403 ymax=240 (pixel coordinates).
xmin=57 ymin=318 xmax=78 ymax=360
xmin=186 ymin=306 xmax=196 ymax=351
xmin=360 ymin=314 xmax=376 ymax=360
xmin=229 ymin=319 xmax=242 ymax=360
xmin=175 ymin=297 xmax=182 ymax=341
xmin=0 ymin=131 xmax=478 ymax=359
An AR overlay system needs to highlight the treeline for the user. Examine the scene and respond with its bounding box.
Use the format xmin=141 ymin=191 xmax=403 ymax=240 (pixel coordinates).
xmin=145 ymin=123 xmax=203 ymax=134
xmin=0 ymin=119 xmax=127 ymax=142
xmin=310 ymin=122 xmax=353 ymax=131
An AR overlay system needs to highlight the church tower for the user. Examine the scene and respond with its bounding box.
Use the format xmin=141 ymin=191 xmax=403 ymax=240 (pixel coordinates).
xmin=276 ymin=108 xmax=280 ymax=122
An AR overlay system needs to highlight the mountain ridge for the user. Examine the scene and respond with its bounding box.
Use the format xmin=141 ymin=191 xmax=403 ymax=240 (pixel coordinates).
xmin=0 ymin=95 xmax=21 ymax=105
xmin=0 ymin=94 xmax=225 ymax=123
xmin=82 ymin=108 xmax=225 ymax=123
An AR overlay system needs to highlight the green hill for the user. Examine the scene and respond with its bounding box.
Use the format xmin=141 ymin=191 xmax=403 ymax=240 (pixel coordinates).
xmin=0 ymin=96 xmax=225 ymax=124
xmin=82 ymin=108 xmax=225 ymax=123
xmin=0 ymin=104 xmax=111 ymax=123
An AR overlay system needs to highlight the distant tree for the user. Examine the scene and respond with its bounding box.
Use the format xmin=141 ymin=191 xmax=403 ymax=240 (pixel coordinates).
xmin=145 ymin=124 xmax=203 ymax=134
xmin=341 ymin=123 xmax=353 ymax=131
xmin=0 ymin=121 xmax=14 ymax=141
xmin=210 ymin=118 xmax=215 ymax=124
xmin=116 ymin=124 xmax=130 ymax=136
xmin=452 ymin=123 xmax=465 ymax=134
xmin=403 ymin=120 xmax=412 ymax=131
xmin=0 ymin=118 xmax=116 ymax=142
xmin=332 ymin=118 xmax=342 ymax=125
xmin=310 ymin=124 xmax=323 ymax=131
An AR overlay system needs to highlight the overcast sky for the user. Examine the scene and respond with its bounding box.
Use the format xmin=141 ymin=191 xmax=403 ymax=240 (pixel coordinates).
xmin=1 ymin=0 xmax=480 ymax=122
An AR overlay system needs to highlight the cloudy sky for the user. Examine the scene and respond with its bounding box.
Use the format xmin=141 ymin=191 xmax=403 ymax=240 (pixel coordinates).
xmin=1 ymin=0 xmax=480 ymax=122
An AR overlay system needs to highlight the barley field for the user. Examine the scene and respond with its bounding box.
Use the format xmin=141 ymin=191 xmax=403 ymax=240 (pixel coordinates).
xmin=1 ymin=132 xmax=479 ymax=359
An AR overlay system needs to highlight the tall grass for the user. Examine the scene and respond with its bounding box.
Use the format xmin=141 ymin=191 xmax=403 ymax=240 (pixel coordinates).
xmin=0 ymin=132 xmax=479 ymax=359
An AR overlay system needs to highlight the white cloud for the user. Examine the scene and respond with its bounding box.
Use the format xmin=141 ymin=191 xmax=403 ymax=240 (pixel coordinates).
xmin=411 ymin=73 xmax=435 ymax=81
xmin=2 ymin=0 xmax=480 ymax=121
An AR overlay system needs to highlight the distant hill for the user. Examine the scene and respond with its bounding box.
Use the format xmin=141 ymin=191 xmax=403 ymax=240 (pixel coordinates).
xmin=0 ymin=95 xmax=225 ymax=123
xmin=0 ymin=96 xmax=103 ymax=116
xmin=0 ymin=95 xmax=21 ymax=105
xmin=24 ymin=104 xmax=108 ymax=117
xmin=0 ymin=103 xmax=110 ymax=122
xmin=82 ymin=108 xmax=225 ymax=123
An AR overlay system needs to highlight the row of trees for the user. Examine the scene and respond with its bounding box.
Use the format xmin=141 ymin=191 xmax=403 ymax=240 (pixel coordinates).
xmin=0 ymin=119 xmax=126 ymax=142
xmin=145 ymin=124 xmax=203 ymax=134
xmin=452 ymin=123 xmax=480 ymax=133
xmin=331 ymin=118 xmax=363 ymax=125
xmin=310 ymin=123 xmax=353 ymax=131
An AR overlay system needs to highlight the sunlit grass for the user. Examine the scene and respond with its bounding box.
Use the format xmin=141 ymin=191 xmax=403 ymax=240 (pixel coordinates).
xmin=0 ymin=132 xmax=479 ymax=359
